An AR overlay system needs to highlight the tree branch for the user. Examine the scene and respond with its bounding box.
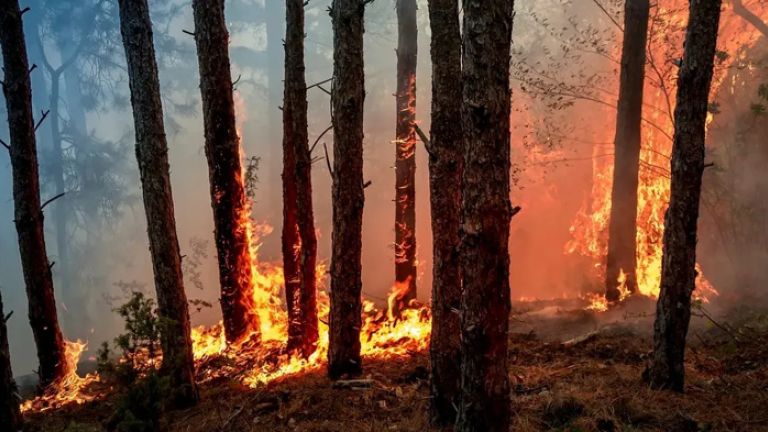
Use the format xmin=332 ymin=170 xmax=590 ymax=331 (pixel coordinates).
xmin=414 ymin=124 xmax=432 ymax=156
xmin=732 ymin=0 xmax=768 ymax=38
xmin=41 ymin=192 xmax=66 ymax=210
xmin=323 ymin=142 xmax=334 ymax=177
xmin=0 ymin=139 xmax=9 ymax=151
xmin=590 ymin=0 xmax=623 ymax=32
xmin=310 ymin=124 xmax=333 ymax=154
xmin=306 ymin=77 xmax=333 ymax=90
xmin=34 ymin=109 xmax=50 ymax=132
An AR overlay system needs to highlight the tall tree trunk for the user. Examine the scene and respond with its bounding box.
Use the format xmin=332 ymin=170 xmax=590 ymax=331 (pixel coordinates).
xmin=284 ymin=0 xmax=319 ymax=358
xmin=117 ymin=0 xmax=199 ymax=407
xmin=455 ymin=1 xmax=515 ymax=431
xmin=48 ymin=69 xmax=72 ymax=311
xmin=392 ymin=0 xmax=418 ymax=314
xmin=0 ymin=291 xmax=23 ymax=431
xmin=328 ymin=0 xmax=366 ymax=380
xmin=0 ymin=0 xmax=68 ymax=390
xmin=266 ymin=1 xmax=285 ymax=214
xmin=427 ymin=0 xmax=463 ymax=425
xmin=645 ymin=0 xmax=722 ymax=392
xmin=605 ymin=0 xmax=650 ymax=301
xmin=192 ymin=0 xmax=259 ymax=344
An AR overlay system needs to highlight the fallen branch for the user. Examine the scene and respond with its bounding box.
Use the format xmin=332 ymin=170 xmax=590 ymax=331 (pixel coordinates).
xmin=332 ymin=379 xmax=373 ymax=389
xmin=561 ymin=330 xmax=598 ymax=348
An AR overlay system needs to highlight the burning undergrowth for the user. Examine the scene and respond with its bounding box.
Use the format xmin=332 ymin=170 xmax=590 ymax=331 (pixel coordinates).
xmin=23 ymin=304 xmax=768 ymax=431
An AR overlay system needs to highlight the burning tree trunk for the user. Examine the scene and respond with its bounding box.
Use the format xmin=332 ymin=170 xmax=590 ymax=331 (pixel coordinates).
xmin=455 ymin=0 xmax=515 ymax=431
xmin=192 ymin=0 xmax=259 ymax=343
xmin=426 ymin=0 xmax=463 ymax=425
xmin=117 ymin=0 xmax=199 ymax=406
xmin=0 ymin=291 xmax=23 ymax=431
xmin=0 ymin=0 xmax=68 ymax=390
xmin=284 ymin=0 xmax=319 ymax=357
xmin=328 ymin=0 xmax=366 ymax=379
xmin=605 ymin=0 xmax=650 ymax=301
xmin=392 ymin=0 xmax=418 ymax=315
xmin=644 ymin=0 xmax=722 ymax=392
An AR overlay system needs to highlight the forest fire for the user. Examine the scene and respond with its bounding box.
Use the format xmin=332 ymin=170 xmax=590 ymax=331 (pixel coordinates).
xmin=568 ymin=0 xmax=766 ymax=305
xmin=20 ymin=340 xmax=99 ymax=413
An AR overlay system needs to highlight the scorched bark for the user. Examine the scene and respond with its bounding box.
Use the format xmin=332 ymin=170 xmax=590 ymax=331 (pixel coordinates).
xmin=117 ymin=0 xmax=199 ymax=406
xmin=284 ymin=0 xmax=319 ymax=357
xmin=455 ymin=0 xmax=515 ymax=431
xmin=328 ymin=0 xmax=366 ymax=379
xmin=0 ymin=0 xmax=68 ymax=391
xmin=427 ymin=0 xmax=463 ymax=425
xmin=192 ymin=0 xmax=259 ymax=343
xmin=645 ymin=0 xmax=722 ymax=392
xmin=393 ymin=0 xmax=418 ymax=314
xmin=0 ymin=291 xmax=22 ymax=431
xmin=605 ymin=0 xmax=650 ymax=301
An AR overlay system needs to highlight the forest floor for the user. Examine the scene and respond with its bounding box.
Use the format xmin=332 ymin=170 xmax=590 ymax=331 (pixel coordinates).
xmin=22 ymin=296 xmax=768 ymax=432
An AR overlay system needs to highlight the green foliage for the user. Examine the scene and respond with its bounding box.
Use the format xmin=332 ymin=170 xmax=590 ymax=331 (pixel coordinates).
xmin=99 ymin=292 xmax=172 ymax=432
xmin=244 ymin=155 xmax=261 ymax=200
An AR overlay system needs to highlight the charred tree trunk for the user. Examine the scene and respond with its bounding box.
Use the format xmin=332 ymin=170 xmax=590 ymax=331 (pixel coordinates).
xmin=117 ymin=0 xmax=199 ymax=407
xmin=0 ymin=0 xmax=68 ymax=390
xmin=192 ymin=0 xmax=259 ymax=344
xmin=0 ymin=292 xmax=23 ymax=431
xmin=644 ymin=0 xmax=722 ymax=392
xmin=284 ymin=0 xmax=319 ymax=357
xmin=392 ymin=0 xmax=418 ymax=314
xmin=328 ymin=0 xmax=366 ymax=379
xmin=605 ymin=0 xmax=650 ymax=301
xmin=455 ymin=1 xmax=515 ymax=431
xmin=427 ymin=0 xmax=463 ymax=425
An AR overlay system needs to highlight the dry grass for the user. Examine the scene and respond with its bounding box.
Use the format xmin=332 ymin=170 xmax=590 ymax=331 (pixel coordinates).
xmin=23 ymin=304 xmax=768 ymax=431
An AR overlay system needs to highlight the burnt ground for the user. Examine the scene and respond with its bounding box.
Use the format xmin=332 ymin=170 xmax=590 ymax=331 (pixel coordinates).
xmin=22 ymin=298 xmax=768 ymax=432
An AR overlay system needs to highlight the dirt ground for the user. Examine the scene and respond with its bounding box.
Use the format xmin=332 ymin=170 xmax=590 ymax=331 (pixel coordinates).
xmin=23 ymin=298 xmax=768 ymax=431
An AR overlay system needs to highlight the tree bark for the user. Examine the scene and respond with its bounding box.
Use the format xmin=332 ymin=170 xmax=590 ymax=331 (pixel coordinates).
xmin=0 ymin=0 xmax=68 ymax=391
xmin=427 ymin=0 xmax=463 ymax=425
xmin=392 ymin=0 xmax=418 ymax=314
xmin=328 ymin=0 xmax=366 ymax=379
xmin=455 ymin=1 xmax=515 ymax=431
xmin=605 ymin=0 xmax=650 ymax=301
xmin=284 ymin=0 xmax=319 ymax=358
xmin=192 ymin=0 xmax=260 ymax=344
xmin=645 ymin=0 xmax=722 ymax=392
xmin=117 ymin=0 xmax=199 ymax=407
xmin=0 ymin=292 xmax=23 ymax=431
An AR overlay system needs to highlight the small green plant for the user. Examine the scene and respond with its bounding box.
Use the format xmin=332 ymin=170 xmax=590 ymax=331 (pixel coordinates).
xmin=99 ymin=292 xmax=172 ymax=432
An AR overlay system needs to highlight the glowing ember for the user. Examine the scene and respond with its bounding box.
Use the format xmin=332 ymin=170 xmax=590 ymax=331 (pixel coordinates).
xmin=20 ymin=340 xmax=100 ymax=412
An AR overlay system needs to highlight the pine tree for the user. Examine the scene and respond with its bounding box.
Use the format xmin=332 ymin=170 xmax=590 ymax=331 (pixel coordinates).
xmin=645 ymin=0 xmax=722 ymax=392
xmin=117 ymin=0 xmax=199 ymax=406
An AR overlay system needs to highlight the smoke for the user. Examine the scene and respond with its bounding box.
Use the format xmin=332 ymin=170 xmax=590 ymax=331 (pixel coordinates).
xmin=2 ymin=0 xmax=767 ymax=377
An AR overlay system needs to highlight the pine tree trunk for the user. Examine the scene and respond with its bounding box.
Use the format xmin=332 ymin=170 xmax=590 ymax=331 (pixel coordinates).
xmin=328 ymin=0 xmax=366 ymax=379
xmin=284 ymin=0 xmax=319 ymax=358
xmin=192 ymin=0 xmax=259 ymax=343
xmin=0 ymin=0 xmax=68 ymax=391
xmin=645 ymin=0 xmax=722 ymax=392
xmin=393 ymin=0 xmax=418 ymax=314
xmin=117 ymin=0 xmax=199 ymax=407
xmin=605 ymin=0 xmax=649 ymax=301
xmin=0 ymin=291 xmax=23 ymax=431
xmin=455 ymin=1 xmax=515 ymax=431
xmin=427 ymin=0 xmax=463 ymax=425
